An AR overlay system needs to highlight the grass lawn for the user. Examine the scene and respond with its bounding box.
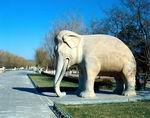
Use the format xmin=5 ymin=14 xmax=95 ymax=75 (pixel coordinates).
xmin=58 ymin=101 xmax=150 ymax=118
xmin=28 ymin=74 xmax=114 ymax=92
xmin=28 ymin=74 xmax=78 ymax=92
xmin=28 ymin=74 xmax=150 ymax=118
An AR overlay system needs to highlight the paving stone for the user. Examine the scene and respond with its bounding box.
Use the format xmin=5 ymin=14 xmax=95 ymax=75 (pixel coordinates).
xmin=0 ymin=71 xmax=56 ymax=118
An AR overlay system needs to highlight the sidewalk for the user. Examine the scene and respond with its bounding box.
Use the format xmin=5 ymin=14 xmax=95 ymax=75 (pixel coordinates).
xmin=0 ymin=71 xmax=56 ymax=118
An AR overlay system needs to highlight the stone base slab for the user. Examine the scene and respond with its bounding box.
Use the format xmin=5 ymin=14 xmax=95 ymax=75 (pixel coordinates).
xmin=42 ymin=90 xmax=150 ymax=105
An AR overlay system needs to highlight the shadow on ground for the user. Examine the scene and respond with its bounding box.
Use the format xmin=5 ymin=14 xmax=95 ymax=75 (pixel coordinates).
xmin=13 ymin=87 xmax=79 ymax=97
xmin=12 ymin=86 xmax=115 ymax=97
xmin=13 ymin=87 xmax=56 ymax=97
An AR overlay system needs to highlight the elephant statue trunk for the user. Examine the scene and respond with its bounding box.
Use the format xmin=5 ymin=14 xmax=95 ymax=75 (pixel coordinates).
xmin=54 ymin=55 xmax=68 ymax=97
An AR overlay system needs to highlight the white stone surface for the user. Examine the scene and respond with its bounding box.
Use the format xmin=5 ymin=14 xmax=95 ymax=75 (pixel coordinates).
xmin=42 ymin=90 xmax=150 ymax=105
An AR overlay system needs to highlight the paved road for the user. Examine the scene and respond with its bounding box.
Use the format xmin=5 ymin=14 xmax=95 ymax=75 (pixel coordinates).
xmin=0 ymin=71 xmax=56 ymax=118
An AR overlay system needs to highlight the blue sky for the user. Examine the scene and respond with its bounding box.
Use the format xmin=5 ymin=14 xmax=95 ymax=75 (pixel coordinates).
xmin=0 ymin=0 xmax=120 ymax=60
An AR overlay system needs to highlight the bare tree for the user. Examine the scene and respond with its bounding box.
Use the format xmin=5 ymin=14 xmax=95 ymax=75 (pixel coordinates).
xmin=0 ymin=50 xmax=33 ymax=68
xmin=34 ymin=48 xmax=51 ymax=69
xmin=90 ymin=0 xmax=150 ymax=89
xmin=43 ymin=13 xmax=88 ymax=69
xmin=122 ymin=0 xmax=150 ymax=77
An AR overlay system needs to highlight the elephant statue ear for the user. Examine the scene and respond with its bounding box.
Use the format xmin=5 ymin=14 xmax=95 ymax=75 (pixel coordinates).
xmin=63 ymin=32 xmax=81 ymax=48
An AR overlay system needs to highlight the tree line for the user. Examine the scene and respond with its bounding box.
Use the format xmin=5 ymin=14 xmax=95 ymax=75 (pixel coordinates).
xmin=0 ymin=50 xmax=34 ymax=68
xmin=35 ymin=0 xmax=150 ymax=76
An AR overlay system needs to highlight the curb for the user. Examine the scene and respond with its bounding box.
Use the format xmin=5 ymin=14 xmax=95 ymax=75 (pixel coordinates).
xmin=27 ymin=74 xmax=72 ymax=118
xmin=52 ymin=103 xmax=73 ymax=118
xmin=27 ymin=74 xmax=39 ymax=90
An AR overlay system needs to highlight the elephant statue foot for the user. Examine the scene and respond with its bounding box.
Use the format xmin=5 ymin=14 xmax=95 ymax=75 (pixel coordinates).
xmin=74 ymin=88 xmax=82 ymax=96
xmin=80 ymin=91 xmax=96 ymax=98
xmin=123 ymin=90 xmax=136 ymax=96
xmin=113 ymin=89 xmax=123 ymax=95
xmin=113 ymin=77 xmax=124 ymax=95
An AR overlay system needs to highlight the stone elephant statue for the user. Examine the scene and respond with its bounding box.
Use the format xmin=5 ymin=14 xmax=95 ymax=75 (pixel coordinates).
xmin=54 ymin=30 xmax=136 ymax=98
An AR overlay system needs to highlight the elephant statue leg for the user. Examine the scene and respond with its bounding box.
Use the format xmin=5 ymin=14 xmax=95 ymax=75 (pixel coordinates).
xmin=113 ymin=75 xmax=124 ymax=95
xmin=80 ymin=59 xmax=100 ymax=98
xmin=122 ymin=64 xmax=136 ymax=96
xmin=75 ymin=69 xmax=85 ymax=95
